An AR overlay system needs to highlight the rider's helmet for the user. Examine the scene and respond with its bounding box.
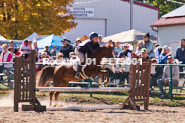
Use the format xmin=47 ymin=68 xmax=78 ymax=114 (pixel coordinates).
xmin=89 ymin=32 xmax=98 ymax=38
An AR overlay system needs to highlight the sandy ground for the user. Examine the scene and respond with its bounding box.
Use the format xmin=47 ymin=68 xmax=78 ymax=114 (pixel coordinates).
xmin=0 ymin=104 xmax=185 ymax=123
xmin=0 ymin=94 xmax=185 ymax=123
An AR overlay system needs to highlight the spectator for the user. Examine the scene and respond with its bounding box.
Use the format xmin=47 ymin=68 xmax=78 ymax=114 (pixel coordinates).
xmin=150 ymin=58 xmax=163 ymax=90
xmin=44 ymin=46 xmax=51 ymax=56
xmin=154 ymin=43 xmax=162 ymax=59
xmin=115 ymin=52 xmax=130 ymax=86
xmin=60 ymin=39 xmax=73 ymax=58
xmin=28 ymin=40 xmax=32 ymax=49
xmin=98 ymin=35 xmax=105 ymax=46
xmin=0 ymin=42 xmax=2 ymax=54
xmin=8 ymin=47 xmax=14 ymax=57
xmin=9 ymin=40 xmax=18 ymax=53
xmin=20 ymin=40 xmax=31 ymax=59
xmin=143 ymin=33 xmax=155 ymax=58
xmin=158 ymin=45 xmax=171 ymax=65
xmin=157 ymin=56 xmax=179 ymax=98
xmin=0 ymin=44 xmax=13 ymax=72
xmin=36 ymin=52 xmax=53 ymax=72
xmin=54 ymin=53 xmax=64 ymax=67
xmin=73 ymin=37 xmax=82 ymax=49
xmin=118 ymin=43 xmax=132 ymax=58
xmin=135 ymin=41 xmax=143 ymax=56
xmin=140 ymin=48 xmax=150 ymax=60
xmin=32 ymin=41 xmax=39 ymax=54
xmin=175 ymin=39 xmax=185 ymax=72
xmin=15 ymin=46 xmax=21 ymax=56
xmin=50 ymin=45 xmax=57 ymax=57
xmin=108 ymin=40 xmax=113 ymax=45
xmin=114 ymin=42 xmax=123 ymax=57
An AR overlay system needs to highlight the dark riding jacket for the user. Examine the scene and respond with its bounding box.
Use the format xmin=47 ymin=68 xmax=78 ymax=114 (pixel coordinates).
xmin=78 ymin=39 xmax=102 ymax=54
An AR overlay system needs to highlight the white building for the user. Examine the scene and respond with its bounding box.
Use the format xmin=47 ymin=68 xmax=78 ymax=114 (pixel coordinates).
xmin=63 ymin=0 xmax=159 ymax=42
xmin=150 ymin=5 xmax=185 ymax=56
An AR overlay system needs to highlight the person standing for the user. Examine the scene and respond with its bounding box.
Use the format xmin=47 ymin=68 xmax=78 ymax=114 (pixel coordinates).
xmin=154 ymin=43 xmax=162 ymax=59
xmin=73 ymin=38 xmax=82 ymax=49
xmin=143 ymin=33 xmax=155 ymax=58
xmin=98 ymin=35 xmax=105 ymax=46
xmin=59 ymin=39 xmax=73 ymax=59
xmin=28 ymin=40 xmax=32 ymax=49
xmin=32 ymin=41 xmax=39 ymax=54
xmin=175 ymin=39 xmax=185 ymax=72
xmin=50 ymin=45 xmax=57 ymax=57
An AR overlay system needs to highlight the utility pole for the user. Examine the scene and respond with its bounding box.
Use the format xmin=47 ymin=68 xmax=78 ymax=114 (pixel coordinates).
xmin=130 ymin=0 xmax=134 ymax=30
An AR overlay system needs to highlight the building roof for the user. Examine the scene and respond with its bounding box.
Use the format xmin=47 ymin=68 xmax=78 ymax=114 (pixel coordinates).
xmin=162 ymin=5 xmax=185 ymax=18
xmin=150 ymin=16 xmax=185 ymax=27
xmin=121 ymin=0 xmax=160 ymax=11
xmin=150 ymin=5 xmax=185 ymax=27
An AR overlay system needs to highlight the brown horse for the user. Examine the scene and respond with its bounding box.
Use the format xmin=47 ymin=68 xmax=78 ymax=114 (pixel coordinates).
xmin=36 ymin=44 xmax=115 ymax=106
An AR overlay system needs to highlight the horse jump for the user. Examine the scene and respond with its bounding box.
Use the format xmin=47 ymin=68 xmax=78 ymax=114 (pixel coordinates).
xmin=14 ymin=50 xmax=151 ymax=112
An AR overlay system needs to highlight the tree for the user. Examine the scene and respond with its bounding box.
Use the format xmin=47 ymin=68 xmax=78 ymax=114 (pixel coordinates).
xmin=136 ymin=0 xmax=184 ymax=17
xmin=0 ymin=0 xmax=77 ymax=40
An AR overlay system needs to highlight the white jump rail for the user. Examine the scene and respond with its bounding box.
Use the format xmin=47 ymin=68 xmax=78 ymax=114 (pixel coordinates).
xmin=47 ymin=105 xmax=123 ymax=111
xmin=36 ymin=87 xmax=131 ymax=92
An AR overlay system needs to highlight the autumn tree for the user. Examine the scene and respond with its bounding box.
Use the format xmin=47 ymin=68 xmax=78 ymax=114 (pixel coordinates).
xmin=0 ymin=0 xmax=77 ymax=39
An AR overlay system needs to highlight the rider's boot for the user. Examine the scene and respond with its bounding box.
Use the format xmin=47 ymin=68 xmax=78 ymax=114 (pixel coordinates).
xmin=75 ymin=64 xmax=82 ymax=79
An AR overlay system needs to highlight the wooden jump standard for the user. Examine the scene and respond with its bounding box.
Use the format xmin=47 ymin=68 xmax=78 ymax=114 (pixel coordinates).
xmin=14 ymin=50 xmax=151 ymax=112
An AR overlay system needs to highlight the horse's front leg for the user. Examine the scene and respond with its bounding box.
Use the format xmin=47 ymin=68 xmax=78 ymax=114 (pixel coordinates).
xmin=100 ymin=70 xmax=109 ymax=86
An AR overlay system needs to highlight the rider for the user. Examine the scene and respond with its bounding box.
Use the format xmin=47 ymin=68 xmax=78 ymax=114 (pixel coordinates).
xmin=74 ymin=32 xmax=103 ymax=78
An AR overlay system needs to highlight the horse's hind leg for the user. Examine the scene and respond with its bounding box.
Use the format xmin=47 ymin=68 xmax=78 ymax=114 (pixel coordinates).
xmin=49 ymin=91 xmax=55 ymax=106
xmin=54 ymin=80 xmax=69 ymax=107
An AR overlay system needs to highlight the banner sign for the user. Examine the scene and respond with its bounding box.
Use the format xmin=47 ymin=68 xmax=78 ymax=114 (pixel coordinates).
xmin=69 ymin=7 xmax=95 ymax=18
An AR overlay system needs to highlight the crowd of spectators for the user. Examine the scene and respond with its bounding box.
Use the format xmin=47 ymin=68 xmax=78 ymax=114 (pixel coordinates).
xmin=0 ymin=33 xmax=185 ymax=98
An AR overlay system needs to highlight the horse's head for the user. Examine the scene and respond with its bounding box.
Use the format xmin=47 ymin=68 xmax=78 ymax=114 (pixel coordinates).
xmin=101 ymin=44 xmax=115 ymax=73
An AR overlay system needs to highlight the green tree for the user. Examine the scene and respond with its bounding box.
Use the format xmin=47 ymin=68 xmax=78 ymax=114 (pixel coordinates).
xmin=137 ymin=0 xmax=184 ymax=17
xmin=0 ymin=0 xmax=77 ymax=39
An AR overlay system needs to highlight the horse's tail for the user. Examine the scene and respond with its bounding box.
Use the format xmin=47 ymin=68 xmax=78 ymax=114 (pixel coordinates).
xmin=36 ymin=66 xmax=55 ymax=87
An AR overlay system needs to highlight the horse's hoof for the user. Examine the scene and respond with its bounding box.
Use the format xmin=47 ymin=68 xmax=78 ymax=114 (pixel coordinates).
xmin=97 ymin=78 xmax=103 ymax=84
xmin=104 ymin=82 xmax=108 ymax=86
xmin=56 ymin=104 xmax=63 ymax=107
xmin=53 ymin=104 xmax=57 ymax=107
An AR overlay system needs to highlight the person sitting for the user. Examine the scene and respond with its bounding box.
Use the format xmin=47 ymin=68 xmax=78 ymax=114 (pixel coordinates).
xmin=50 ymin=45 xmax=57 ymax=58
xmin=60 ymin=39 xmax=74 ymax=58
xmin=142 ymin=33 xmax=155 ymax=58
xmin=114 ymin=42 xmax=123 ymax=57
xmin=135 ymin=41 xmax=143 ymax=56
xmin=73 ymin=38 xmax=82 ymax=49
xmin=154 ymin=43 xmax=162 ymax=59
xmin=98 ymin=35 xmax=105 ymax=46
xmin=44 ymin=46 xmax=51 ymax=56
xmin=8 ymin=47 xmax=14 ymax=57
xmin=20 ymin=40 xmax=31 ymax=59
xmin=150 ymin=58 xmax=163 ymax=90
xmin=158 ymin=45 xmax=171 ymax=65
xmin=36 ymin=52 xmax=53 ymax=72
xmin=0 ymin=44 xmax=13 ymax=73
xmin=74 ymin=32 xmax=103 ymax=79
xmin=118 ymin=43 xmax=132 ymax=59
xmin=157 ymin=56 xmax=179 ymax=98
xmin=139 ymin=48 xmax=150 ymax=61
xmin=115 ymin=52 xmax=130 ymax=86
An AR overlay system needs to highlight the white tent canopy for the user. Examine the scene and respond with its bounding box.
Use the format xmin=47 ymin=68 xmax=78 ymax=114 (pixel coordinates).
xmin=0 ymin=35 xmax=6 ymax=40
xmin=103 ymin=29 xmax=157 ymax=43
xmin=23 ymin=32 xmax=39 ymax=41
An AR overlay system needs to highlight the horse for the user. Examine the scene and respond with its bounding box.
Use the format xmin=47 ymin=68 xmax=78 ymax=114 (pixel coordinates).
xmin=36 ymin=44 xmax=115 ymax=106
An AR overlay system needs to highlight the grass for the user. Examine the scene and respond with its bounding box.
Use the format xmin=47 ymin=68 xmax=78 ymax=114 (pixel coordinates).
xmin=35 ymin=92 xmax=185 ymax=107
